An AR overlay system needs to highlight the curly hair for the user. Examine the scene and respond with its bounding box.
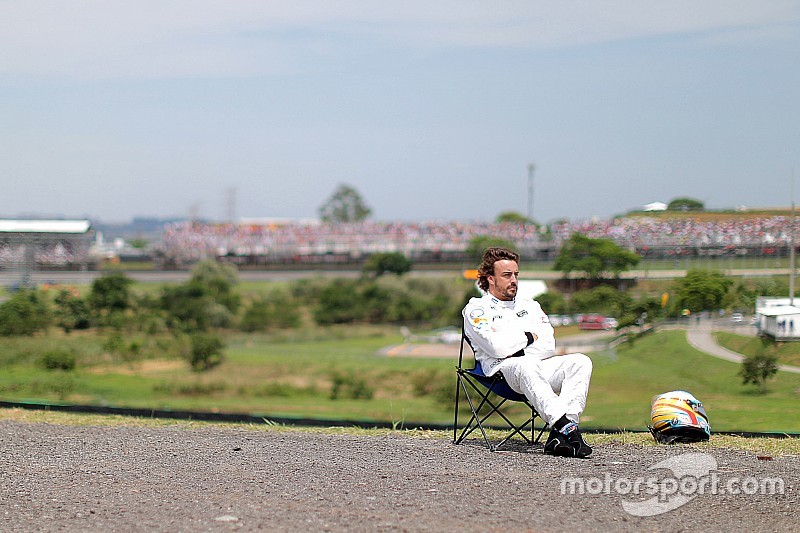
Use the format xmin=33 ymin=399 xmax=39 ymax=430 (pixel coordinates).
xmin=477 ymin=247 xmax=519 ymax=292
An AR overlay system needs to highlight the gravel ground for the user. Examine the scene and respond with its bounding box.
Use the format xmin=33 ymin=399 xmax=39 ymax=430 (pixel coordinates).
xmin=1 ymin=421 xmax=797 ymax=532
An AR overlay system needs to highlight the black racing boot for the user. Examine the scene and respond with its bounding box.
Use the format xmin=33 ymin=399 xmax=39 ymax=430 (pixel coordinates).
xmin=544 ymin=429 xmax=574 ymax=457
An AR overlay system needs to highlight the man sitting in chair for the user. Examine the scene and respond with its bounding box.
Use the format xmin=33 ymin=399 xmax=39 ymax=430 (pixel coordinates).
xmin=462 ymin=247 xmax=593 ymax=458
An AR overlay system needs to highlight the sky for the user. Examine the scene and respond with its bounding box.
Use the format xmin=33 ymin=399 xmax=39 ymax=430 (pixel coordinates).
xmin=1 ymin=1 xmax=799 ymax=225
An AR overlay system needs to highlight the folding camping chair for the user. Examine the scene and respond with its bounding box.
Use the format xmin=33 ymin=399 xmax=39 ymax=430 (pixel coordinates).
xmin=453 ymin=327 xmax=547 ymax=451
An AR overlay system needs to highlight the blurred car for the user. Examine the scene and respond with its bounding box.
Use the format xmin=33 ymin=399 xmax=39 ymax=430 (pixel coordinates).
xmin=578 ymin=314 xmax=617 ymax=331
xmin=547 ymin=314 xmax=574 ymax=327
xmin=432 ymin=327 xmax=462 ymax=344
xmin=731 ymin=312 xmax=744 ymax=324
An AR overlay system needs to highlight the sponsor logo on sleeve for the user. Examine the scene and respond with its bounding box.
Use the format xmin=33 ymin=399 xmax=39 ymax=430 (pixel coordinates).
xmin=469 ymin=308 xmax=489 ymax=330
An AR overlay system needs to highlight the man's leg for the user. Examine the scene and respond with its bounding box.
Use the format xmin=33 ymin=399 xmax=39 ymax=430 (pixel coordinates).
xmin=538 ymin=352 xmax=593 ymax=423
xmin=499 ymin=357 xmax=568 ymax=427
xmin=499 ymin=353 xmax=592 ymax=425
xmin=499 ymin=354 xmax=593 ymax=458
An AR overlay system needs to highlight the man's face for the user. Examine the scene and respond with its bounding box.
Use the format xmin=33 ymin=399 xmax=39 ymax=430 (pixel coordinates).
xmin=487 ymin=259 xmax=519 ymax=301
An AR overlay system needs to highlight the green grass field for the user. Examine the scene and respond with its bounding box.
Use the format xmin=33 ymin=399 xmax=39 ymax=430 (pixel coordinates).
xmin=586 ymin=330 xmax=800 ymax=433
xmin=1 ymin=327 xmax=798 ymax=433
xmin=715 ymin=330 xmax=800 ymax=367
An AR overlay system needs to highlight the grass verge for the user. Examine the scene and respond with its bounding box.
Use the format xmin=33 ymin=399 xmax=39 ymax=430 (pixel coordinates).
xmin=2 ymin=407 xmax=798 ymax=456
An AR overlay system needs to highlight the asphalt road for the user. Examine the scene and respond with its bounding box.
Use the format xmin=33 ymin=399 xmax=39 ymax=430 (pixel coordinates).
xmin=1 ymin=420 xmax=797 ymax=532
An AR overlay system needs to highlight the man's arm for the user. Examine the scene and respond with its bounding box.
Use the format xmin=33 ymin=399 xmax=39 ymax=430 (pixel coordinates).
xmin=463 ymin=305 xmax=536 ymax=359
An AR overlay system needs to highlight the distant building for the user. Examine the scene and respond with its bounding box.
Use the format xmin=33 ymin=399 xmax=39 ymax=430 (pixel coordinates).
xmin=754 ymin=296 xmax=800 ymax=340
xmin=643 ymin=201 xmax=668 ymax=212
xmin=759 ymin=305 xmax=800 ymax=341
xmin=0 ymin=219 xmax=93 ymax=287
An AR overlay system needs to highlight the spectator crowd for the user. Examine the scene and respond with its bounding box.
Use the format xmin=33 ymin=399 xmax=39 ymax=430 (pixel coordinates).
xmin=157 ymin=215 xmax=798 ymax=264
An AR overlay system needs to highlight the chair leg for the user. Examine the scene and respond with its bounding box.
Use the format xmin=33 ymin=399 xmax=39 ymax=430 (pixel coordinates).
xmin=453 ymin=372 xmax=461 ymax=444
xmin=454 ymin=373 xmax=494 ymax=450
xmin=454 ymin=371 xmax=548 ymax=451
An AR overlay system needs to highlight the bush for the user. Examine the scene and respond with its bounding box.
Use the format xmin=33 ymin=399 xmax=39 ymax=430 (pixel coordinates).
xmin=54 ymin=288 xmax=91 ymax=333
xmin=240 ymin=290 xmax=301 ymax=332
xmin=362 ymin=252 xmax=412 ymax=277
xmin=313 ymin=277 xmax=463 ymax=327
xmin=188 ymin=260 xmax=241 ymax=314
xmin=39 ymin=349 xmax=77 ymax=371
xmin=0 ymin=289 xmax=52 ymax=336
xmin=89 ymin=272 xmax=133 ymax=313
xmin=410 ymin=369 xmax=454 ymax=403
xmin=315 ymin=280 xmax=368 ymax=324
xmin=740 ymin=351 xmax=778 ymax=394
xmin=329 ymin=370 xmax=374 ymax=400
xmin=188 ymin=333 xmax=225 ymax=372
xmin=30 ymin=374 xmax=76 ymax=400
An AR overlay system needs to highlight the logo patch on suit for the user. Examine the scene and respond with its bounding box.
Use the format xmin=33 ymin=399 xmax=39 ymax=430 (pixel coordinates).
xmin=469 ymin=308 xmax=489 ymax=330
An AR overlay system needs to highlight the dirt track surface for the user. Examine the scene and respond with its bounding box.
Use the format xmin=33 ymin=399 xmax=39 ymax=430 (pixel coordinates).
xmin=1 ymin=421 xmax=797 ymax=532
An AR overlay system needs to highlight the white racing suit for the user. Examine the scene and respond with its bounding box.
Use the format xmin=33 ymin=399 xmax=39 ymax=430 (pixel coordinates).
xmin=462 ymin=293 xmax=592 ymax=426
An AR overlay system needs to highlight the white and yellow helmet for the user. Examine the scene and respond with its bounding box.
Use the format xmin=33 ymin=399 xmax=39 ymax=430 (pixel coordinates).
xmin=649 ymin=390 xmax=711 ymax=444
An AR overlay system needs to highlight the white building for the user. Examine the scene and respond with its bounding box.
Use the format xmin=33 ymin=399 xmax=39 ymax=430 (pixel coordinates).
xmin=759 ymin=306 xmax=800 ymax=341
xmin=643 ymin=201 xmax=668 ymax=212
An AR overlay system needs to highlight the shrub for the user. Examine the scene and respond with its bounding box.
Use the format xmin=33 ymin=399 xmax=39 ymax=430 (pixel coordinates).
xmin=89 ymin=272 xmax=133 ymax=313
xmin=188 ymin=333 xmax=225 ymax=372
xmin=39 ymin=349 xmax=77 ymax=371
xmin=188 ymin=260 xmax=241 ymax=314
xmin=30 ymin=375 xmax=76 ymax=400
xmin=362 ymin=252 xmax=412 ymax=277
xmin=314 ymin=280 xmax=367 ymax=324
xmin=54 ymin=288 xmax=91 ymax=333
xmin=329 ymin=370 xmax=374 ymax=400
xmin=410 ymin=369 xmax=454 ymax=403
xmin=240 ymin=290 xmax=301 ymax=332
xmin=0 ymin=289 xmax=52 ymax=336
xmin=740 ymin=351 xmax=778 ymax=393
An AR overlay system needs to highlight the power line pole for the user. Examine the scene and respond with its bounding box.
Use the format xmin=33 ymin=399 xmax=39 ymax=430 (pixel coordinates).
xmin=527 ymin=163 xmax=535 ymax=222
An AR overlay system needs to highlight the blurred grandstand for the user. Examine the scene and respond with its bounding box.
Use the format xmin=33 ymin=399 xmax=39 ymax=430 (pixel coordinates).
xmin=0 ymin=220 xmax=93 ymax=287
xmin=152 ymin=214 xmax=798 ymax=268
xmin=2 ymin=214 xmax=796 ymax=273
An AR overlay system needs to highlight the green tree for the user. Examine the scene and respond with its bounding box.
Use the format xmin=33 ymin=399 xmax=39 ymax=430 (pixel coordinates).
xmin=161 ymin=282 xmax=233 ymax=331
xmin=160 ymin=260 xmax=241 ymax=331
xmin=128 ymin=237 xmax=148 ymax=249
xmin=739 ymin=351 xmax=779 ymax=394
xmin=672 ymin=269 xmax=733 ymax=313
xmin=314 ymin=280 xmax=368 ymax=324
xmin=496 ymin=211 xmax=534 ymax=225
xmin=318 ymin=184 xmax=372 ymax=223
xmin=188 ymin=333 xmax=225 ymax=372
xmin=240 ymin=290 xmax=301 ymax=332
xmin=89 ymin=272 xmax=133 ymax=313
xmin=535 ymin=291 xmax=566 ymax=315
xmin=569 ymin=285 xmax=634 ymax=318
xmin=362 ymin=252 xmax=412 ymax=277
xmin=0 ymin=289 xmax=52 ymax=336
xmin=553 ymin=234 xmax=640 ymax=279
xmin=189 ymin=260 xmax=241 ymax=313
xmin=668 ymin=197 xmax=704 ymax=211
xmin=54 ymin=288 xmax=91 ymax=333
